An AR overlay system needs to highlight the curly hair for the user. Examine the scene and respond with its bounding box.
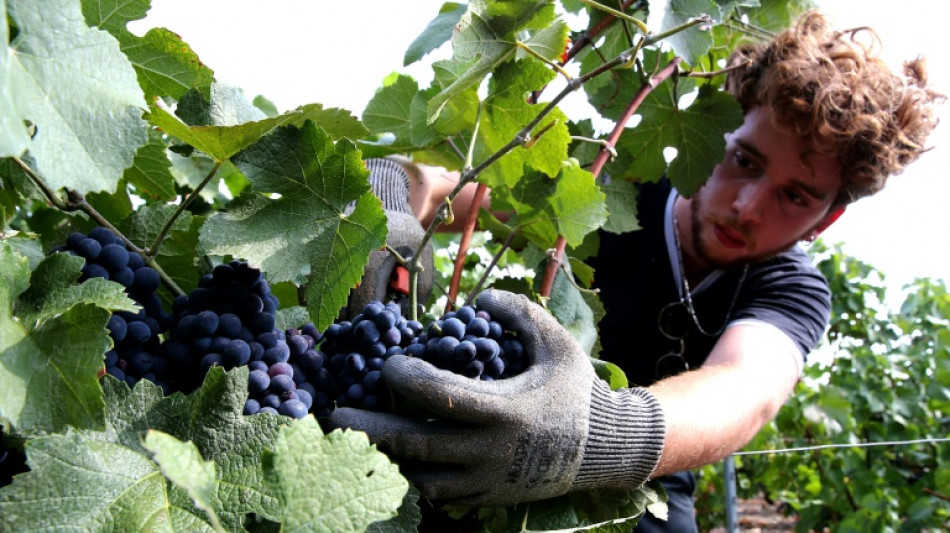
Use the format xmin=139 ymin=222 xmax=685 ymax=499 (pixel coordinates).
xmin=724 ymin=11 xmax=942 ymax=205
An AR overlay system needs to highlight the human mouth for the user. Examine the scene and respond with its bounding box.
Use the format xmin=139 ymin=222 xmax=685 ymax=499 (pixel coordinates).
xmin=714 ymin=223 xmax=746 ymax=250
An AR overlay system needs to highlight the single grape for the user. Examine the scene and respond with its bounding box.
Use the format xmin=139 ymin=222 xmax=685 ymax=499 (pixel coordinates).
xmin=243 ymin=398 xmax=261 ymax=415
xmin=248 ymin=369 xmax=270 ymax=395
xmin=278 ymin=399 xmax=308 ymax=419
xmin=98 ymin=244 xmax=129 ymax=272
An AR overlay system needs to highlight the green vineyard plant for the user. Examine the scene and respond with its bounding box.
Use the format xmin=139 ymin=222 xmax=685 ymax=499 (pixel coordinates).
xmin=695 ymin=243 xmax=950 ymax=532
xmin=10 ymin=0 xmax=926 ymax=531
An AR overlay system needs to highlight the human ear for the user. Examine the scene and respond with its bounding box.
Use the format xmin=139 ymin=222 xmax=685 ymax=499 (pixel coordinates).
xmin=805 ymin=206 xmax=846 ymax=241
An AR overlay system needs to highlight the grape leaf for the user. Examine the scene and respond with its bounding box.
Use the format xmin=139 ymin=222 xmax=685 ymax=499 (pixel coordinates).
xmin=200 ymin=121 xmax=387 ymax=331
xmin=86 ymin=178 xmax=135 ymax=223
xmin=148 ymin=100 xmax=369 ymax=163
xmin=476 ymin=59 xmax=571 ymax=187
xmin=153 ymin=215 xmax=202 ymax=305
xmin=493 ymin=161 xmax=606 ymax=250
xmin=366 ymin=486 xmax=422 ymax=533
xmin=661 ymin=0 xmax=722 ymax=68
xmin=6 ymin=0 xmax=148 ymax=195
xmin=101 ymin=368 xmax=291 ymax=529
xmin=426 ymin=0 xmax=560 ymax=122
xmin=16 ymin=252 xmax=139 ymax=322
xmin=144 ymin=430 xmax=223 ymax=531
xmin=601 ymin=178 xmax=641 ymax=234
xmin=0 ymin=429 xmax=217 ymax=532
xmin=119 ymin=203 xmax=193 ymax=251
xmin=81 ymin=0 xmax=215 ymax=101
xmin=403 ymin=2 xmax=467 ymax=66
xmin=608 ymin=84 xmax=741 ymax=196
xmin=0 ymin=0 xmax=30 ymax=158
xmin=262 ymin=417 xmax=408 ymax=533
xmin=541 ymin=264 xmax=599 ymax=355
xmin=362 ymin=74 xmax=419 ymax=151
xmin=275 ymin=306 xmax=310 ymax=332
xmin=124 ymin=129 xmax=177 ymax=201
xmin=0 ymin=242 xmax=112 ymax=435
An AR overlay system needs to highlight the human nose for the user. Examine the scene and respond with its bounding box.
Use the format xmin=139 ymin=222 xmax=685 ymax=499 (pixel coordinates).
xmin=731 ymin=182 xmax=767 ymax=224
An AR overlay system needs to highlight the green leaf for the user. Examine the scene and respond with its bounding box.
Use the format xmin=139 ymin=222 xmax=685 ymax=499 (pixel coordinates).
xmin=404 ymin=2 xmax=467 ymax=66
xmin=16 ymin=252 xmax=139 ymax=322
xmin=476 ymin=59 xmax=571 ymax=187
xmin=601 ymin=178 xmax=641 ymax=234
xmin=120 ymin=203 xmax=193 ymax=251
xmin=148 ymin=99 xmax=368 ymax=163
xmin=6 ymin=0 xmax=147 ymax=195
xmin=362 ymin=75 xmax=419 ymax=150
xmin=0 ymin=242 xmax=110 ymax=435
xmin=426 ymin=0 xmax=555 ymax=122
xmin=366 ymin=486 xmax=422 ymax=533
xmin=144 ymin=430 xmax=223 ymax=531
xmin=609 ymin=85 xmax=741 ymax=196
xmin=154 ymin=215 xmax=202 ymax=306
xmin=494 ymin=161 xmax=606 ymax=250
xmin=263 ymin=418 xmax=408 ymax=532
xmin=86 ymin=178 xmax=134 ymax=223
xmin=275 ymin=306 xmax=310 ymax=332
xmin=661 ymin=0 xmax=722 ymax=67
xmin=81 ymin=0 xmax=215 ymax=101
xmin=200 ymin=121 xmax=387 ymax=330
xmin=124 ymin=129 xmax=177 ymax=201
xmin=0 ymin=430 xmax=216 ymax=532
xmin=542 ymin=264 xmax=599 ymax=355
xmin=0 ymin=0 xmax=30 ymax=158
xmin=101 ymin=368 xmax=292 ymax=528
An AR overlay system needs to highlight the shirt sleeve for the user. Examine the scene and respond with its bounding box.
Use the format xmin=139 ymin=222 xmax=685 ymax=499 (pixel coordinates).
xmin=730 ymin=245 xmax=832 ymax=363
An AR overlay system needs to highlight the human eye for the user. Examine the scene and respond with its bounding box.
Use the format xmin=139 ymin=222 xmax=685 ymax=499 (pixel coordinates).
xmin=733 ymin=149 xmax=757 ymax=172
xmin=783 ymin=187 xmax=808 ymax=207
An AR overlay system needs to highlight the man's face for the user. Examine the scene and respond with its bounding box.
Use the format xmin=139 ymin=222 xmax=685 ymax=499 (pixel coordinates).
xmin=681 ymin=106 xmax=844 ymax=272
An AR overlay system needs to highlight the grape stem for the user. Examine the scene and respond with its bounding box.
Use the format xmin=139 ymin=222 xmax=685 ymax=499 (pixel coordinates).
xmin=148 ymin=161 xmax=222 ymax=256
xmin=538 ymin=56 xmax=683 ymax=298
xmin=437 ymin=14 xmax=709 ymax=305
xmin=12 ymin=156 xmax=185 ymax=297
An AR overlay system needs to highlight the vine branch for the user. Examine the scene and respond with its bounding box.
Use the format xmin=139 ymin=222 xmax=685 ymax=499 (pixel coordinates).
xmin=148 ymin=161 xmax=221 ymax=255
xmin=538 ymin=56 xmax=683 ymax=298
xmin=13 ymin=156 xmax=185 ymax=296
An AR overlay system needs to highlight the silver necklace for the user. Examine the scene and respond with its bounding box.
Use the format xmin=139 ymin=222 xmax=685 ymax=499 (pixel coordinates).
xmin=671 ymin=196 xmax=748 ymax=337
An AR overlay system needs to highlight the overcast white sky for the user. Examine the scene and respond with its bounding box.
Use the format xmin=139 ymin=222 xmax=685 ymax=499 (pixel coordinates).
xmin=134 ymin=0 xmax=948 ymax=304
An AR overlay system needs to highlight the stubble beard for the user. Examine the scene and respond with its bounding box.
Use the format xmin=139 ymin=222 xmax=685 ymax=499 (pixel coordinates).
xmin=687 ymin=192 xmax=801 ymax=272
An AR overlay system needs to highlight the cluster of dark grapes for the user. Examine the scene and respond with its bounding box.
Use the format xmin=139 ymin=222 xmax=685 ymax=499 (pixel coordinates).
xmin=52 ymin=227 xmax=530 ymax=423
xmin=51 ymin=227 xmax=167 ymax=390
xmin=243 ymin=300 xmax=424 ymax=419
xmin=158 ymin=261 xmax=280 ymax=394
xmin=404 ymin=304 xmax=527 ymax=380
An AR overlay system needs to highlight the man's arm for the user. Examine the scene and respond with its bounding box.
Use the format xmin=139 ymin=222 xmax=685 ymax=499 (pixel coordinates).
xmin=649 ymin=322 xmax=801 ymax=476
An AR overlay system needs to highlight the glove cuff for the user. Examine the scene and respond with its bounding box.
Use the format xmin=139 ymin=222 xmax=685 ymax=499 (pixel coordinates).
xmin=572 ymin=382 xmax=666 ymax=492
xmin=365 ymin=158 xmax=414 ymax=215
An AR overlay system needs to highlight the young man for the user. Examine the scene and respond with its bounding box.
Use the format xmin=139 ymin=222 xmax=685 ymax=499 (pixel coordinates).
xmin=334 ymin=11 xmax=940 ymax=531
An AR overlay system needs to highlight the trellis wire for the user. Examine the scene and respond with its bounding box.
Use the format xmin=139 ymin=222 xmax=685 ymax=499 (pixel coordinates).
xmin=721 ymin=436 xmax=950 ymax=532
xmin=732 ymin=436 xmax=950 ymax=456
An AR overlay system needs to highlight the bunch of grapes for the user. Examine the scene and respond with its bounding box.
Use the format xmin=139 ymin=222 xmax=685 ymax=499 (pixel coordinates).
xmin=158 ymin=261 xmax=279 ymax=393
xmin=404 ymin=304 xmax=527 ymax=381
xmin=51 ymin=227 xmax=168 ymax=391
xmin=242 ymin=322 xmax=323 ymax=419
xmin=246 ymin=301 xmax=424 ymax=419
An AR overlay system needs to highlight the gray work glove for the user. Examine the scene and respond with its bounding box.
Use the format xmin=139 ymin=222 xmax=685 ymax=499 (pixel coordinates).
xmin=348 ymin=158 xmax=434 ymax=318
xmin=330 ymin=289 xmax=666 ymax=506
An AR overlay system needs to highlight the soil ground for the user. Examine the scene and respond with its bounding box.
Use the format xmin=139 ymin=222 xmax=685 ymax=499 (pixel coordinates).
xmin=707 ymin=497 xmax=799 ymax=532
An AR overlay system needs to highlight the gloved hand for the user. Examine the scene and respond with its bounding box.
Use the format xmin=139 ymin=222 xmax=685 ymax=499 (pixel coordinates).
xmin=330 ymin=289 xmax=666 ymax=506
xmin=348 ymin=158 xmax=434 ymax=318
